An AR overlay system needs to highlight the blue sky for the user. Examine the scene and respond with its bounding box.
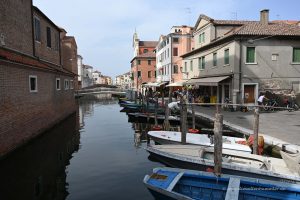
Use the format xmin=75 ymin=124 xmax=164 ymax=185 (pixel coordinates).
xmin=33 ymin=0 xmax=300 ymax=78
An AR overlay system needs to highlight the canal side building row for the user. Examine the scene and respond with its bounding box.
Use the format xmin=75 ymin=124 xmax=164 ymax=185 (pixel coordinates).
xmin=0 ymin=0 xmax=77 ymax=157
xmin=131 ymin=10 xmax=300 ymax=105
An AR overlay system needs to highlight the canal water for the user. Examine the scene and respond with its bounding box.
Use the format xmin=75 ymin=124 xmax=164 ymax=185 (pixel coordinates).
xmin=0 ymin=95 xmax=163 ymax=200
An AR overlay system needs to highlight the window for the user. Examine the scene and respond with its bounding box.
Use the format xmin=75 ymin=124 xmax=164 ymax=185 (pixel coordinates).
xmin=70 ymin=80 xmax=74 ymax=89
xmin=213 ymin=53 xmax=217 ymax=67
xmin=56 ymin=78 xmax=60 ymax=90
xmin=29 ymin=75 xmax=37 ymax=92
xmin=148 ymin=60 xmax=151 ymax=65
xmin=199 ymin=33 xmax=205 ymax=43
xmin=272 ymin=54 xmax=278 ymax=61
xmin=173 ymin=65 xmax=178 ymax=74
xmin=224 ymin=49 xmax=229 ymax=65
xmin=137 ymin=71 xmax=141 ymax=78
xmin=246 ymin=47 xmax=256 ymax=63
xmin=137 ymin=60 xmax=141 ymax=65
xmin=148 ymin=71 xmax=151 ymax=78
xmin=173 ymin=37 xmax=179 ymax=43
xmin=34 ymin=17 xmax=41 ymax=42
xmin=173 ymin=48 xmax=178 ymax=56
xmin=167 ymin=48 xmax=169 ymax=57
xmin=184 ymin=62 xmax=187 ymax=72
xmin=46 ymin=27 xmax=51 ymax=48
xmin=293 ymin=48 xmax=300 ymax=63
xmin=154 ymin=71 xmax=157 ymax=78
xmin=143 ymin=49 xmax=148 ymax=53
xmin=198 ymin=57 xmax=205 ymax=70
xmin=190 ymin=60 xmax=193 ymax=71
xmin=64 ymin=79 xmax=69 ymax=90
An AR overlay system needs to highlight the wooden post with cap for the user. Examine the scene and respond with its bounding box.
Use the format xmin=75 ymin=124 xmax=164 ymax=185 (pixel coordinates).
xmin=180 ymin=96 xmax=187 ymax=144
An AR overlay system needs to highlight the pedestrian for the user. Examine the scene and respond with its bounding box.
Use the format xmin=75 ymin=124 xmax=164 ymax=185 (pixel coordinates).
xmin=257 ymin=93 xmax=268 ymax=110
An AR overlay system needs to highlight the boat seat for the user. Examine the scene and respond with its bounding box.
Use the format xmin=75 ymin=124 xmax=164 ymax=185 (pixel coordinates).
xmin=225 ymin=177 xmax=240 ymax=200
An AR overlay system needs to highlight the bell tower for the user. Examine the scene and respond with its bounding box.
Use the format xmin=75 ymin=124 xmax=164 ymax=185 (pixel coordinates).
xmin=133 ymin=29 xmax=139 ymax=57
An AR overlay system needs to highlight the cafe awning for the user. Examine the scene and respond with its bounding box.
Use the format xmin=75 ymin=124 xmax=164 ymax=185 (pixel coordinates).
xmin=185 ymin=76 xmax=230 ymax=86
xmin=143 ymin=82 xmax=167 ymax=87
xmin=166 ymin=81 xmax=187 ymax=87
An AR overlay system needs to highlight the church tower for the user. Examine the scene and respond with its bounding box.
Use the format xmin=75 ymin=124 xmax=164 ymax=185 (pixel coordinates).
xmin=133 ymin=30 xmax=139 ymax=57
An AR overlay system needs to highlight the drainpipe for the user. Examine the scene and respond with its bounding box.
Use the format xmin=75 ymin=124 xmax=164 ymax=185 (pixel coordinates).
xmin=30 ymin=1 xmax=36 ymax=57
xmin=239 ymin=38 xmax=243 ymax=104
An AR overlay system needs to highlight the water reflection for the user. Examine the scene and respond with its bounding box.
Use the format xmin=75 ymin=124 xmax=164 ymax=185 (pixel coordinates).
xmin=0 ymin=113 xmax=80 ymax=200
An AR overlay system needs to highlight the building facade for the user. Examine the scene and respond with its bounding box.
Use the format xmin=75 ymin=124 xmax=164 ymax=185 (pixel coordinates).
xmin=0 ymin=0 xmax=76 ymax=157
xmin=60 ymin=28 xmax=79 ymax=89
xmin=182 ymin=10 xmax=300 ymax=105
xmin=92 ymin=70 xmax=102 ymax=84
xmin=156 ymin=26 xmax=194 ymax=84
xmin=131 ymin=32 xmax=157 ymax=91
xmin=81 ymin=64 xmax=94 ymax=88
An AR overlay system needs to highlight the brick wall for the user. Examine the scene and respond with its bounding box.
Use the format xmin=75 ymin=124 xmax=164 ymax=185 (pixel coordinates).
xmin=0 ymin=0 xmax=34 ymax=56
xmin=33 ymin=10 xmax=61 ymax=66
xmin=0 ymin=60 xmax=76 ymax=157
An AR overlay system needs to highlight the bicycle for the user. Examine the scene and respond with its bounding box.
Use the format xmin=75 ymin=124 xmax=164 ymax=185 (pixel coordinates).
xmin=263 ymin=99 xmax=278 ymax=112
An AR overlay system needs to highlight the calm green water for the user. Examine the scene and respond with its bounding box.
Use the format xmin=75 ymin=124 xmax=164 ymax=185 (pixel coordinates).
xmin=0 ymin=97 xmax=162 ymax=200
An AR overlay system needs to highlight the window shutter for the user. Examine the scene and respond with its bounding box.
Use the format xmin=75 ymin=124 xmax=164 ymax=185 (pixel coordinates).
xmin=293 ymin=48 xmax=300 ymax=63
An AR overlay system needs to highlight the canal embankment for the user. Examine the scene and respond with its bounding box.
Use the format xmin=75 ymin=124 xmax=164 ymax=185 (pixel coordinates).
xmin=188 ymin=106 xmax=300 ymax=153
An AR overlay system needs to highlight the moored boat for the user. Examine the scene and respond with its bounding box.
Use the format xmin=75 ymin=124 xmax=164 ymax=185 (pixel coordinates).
xmin=148 ymin=131 xmax=251 ymax=153
xmin=144 ymin=167 xmax=300 ymax=200
xmin=146 ymin=145 xmax=300 ymax=183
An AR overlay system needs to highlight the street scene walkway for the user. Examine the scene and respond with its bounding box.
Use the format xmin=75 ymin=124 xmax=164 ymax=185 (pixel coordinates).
xmin=190 ymin=106 xmax=300 ymax=151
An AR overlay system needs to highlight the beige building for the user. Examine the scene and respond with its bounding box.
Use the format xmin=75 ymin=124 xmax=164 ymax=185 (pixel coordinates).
xmin=182 ymin=10 xmax=300 ymax=105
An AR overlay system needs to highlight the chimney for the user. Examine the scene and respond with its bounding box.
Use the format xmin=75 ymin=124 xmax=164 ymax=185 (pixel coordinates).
xmin=260 ymin=9 xmax=269 ymax=25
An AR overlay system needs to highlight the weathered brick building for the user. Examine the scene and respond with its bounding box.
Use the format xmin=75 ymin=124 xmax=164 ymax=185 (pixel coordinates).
xmin=0 ymin=0 xmax=77 ymax=158
xmin=60 ymin=28 xmax=79 ymax=89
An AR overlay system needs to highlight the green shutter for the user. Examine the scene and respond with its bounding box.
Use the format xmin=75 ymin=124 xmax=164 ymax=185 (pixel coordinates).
xmin=225 ymin=49 xmax=229 ymax=65
xmin=202 ymin=56 xmax=205 ymax=69
xmin=293 ymin=48 xmax=300 ymax=63
xmin=198 ymin=58 xmax=201 ymax=69
xmin=246 ymin=47 xmax=255 ymax=63
xmin=203 ymin=33 xmax=205 ymax=43
xmin=199 ymin=35 xmax=201 ymax=43
xmin=190 ymin=60 xmax=193 ymax=71
xmin=184 ymin=62 xmax=187 ymax=72
xmin=213 ymin=53 xmax=217 ymax=66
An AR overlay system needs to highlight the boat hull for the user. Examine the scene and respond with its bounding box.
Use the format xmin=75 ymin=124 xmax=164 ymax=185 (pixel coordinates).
xmin=148 ymin=149 xmax=300 ymax=184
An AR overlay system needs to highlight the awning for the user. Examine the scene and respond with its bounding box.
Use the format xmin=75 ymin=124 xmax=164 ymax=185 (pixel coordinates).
xmin=185 ymin=76 xmax=230 ymax=86
xmin=166 ymin=81 xmax=187 ymax=87
xmin=143 ymin=82 xmax=167 ymax=87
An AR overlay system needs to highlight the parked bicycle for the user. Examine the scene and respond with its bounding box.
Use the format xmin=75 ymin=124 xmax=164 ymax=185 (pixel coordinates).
xmin=224 ymin=98 xmax=234 ymax=112
xmin=263 ymin=99 xmax=278 ymax=112
xmin=285 ymin=98 xmax=299 ymax=112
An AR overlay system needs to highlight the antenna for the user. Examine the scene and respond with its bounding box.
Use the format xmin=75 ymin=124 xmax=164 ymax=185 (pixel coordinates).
xmin=231 ymin=12 xmax=237 ymax=20
xmin=185 ymin=7 xmax=192 ymax=25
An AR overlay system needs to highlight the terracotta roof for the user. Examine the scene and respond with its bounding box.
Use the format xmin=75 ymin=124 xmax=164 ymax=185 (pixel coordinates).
xmin=138 ymin=41 xmax=158 ymax=47
xmin=272 ymin=20 xmax=300 ymax=25
xmin=232 ymin=22 xmax=300 ymax=36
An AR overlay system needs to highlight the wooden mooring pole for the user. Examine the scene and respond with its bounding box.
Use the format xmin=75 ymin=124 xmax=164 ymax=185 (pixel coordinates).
xmin=181 ymin=97 xmax=187 ymax=144
xmin=191 ymin=98 xmax=196 ymax=129
xmin=154 ymin=96 xmax=158 ymax=126
xmin=168 ymin=87 xmax=173 ymax=103
xmin=253 ymin=108 xmax=259 ymax=155
xmin=214 ymin=111 xmax=223 ymax=176
xmin=163 ymin=100 xmax=170 ymax=131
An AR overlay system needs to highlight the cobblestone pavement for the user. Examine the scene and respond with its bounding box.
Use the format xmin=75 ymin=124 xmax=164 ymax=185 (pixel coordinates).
xmin=191 ymin=106 xmax=300 ymax=145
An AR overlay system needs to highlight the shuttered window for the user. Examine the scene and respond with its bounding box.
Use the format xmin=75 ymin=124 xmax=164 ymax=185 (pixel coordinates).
xmin=293 ymin=48 xmax=300 ymax=63
xmin=213 ymin=53 xmax=217 ymax=66
xmin=246 ymin=47 xmax=255 ymax=63
xmin=224 ymin=49 xmax=229 ymax=65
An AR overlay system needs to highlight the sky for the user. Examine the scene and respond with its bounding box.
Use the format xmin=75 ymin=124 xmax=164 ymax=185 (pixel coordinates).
xmin=33 ymin=0 xmax=300 ymax=79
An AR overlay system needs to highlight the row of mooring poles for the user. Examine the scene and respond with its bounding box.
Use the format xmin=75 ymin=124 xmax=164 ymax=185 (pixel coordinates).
xmin=179 ymin=100 xmax=260 ymax=175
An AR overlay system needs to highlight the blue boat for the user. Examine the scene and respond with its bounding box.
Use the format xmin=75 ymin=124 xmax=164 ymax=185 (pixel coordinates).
xmin=144 ymin=167 xmax=300 ymax=200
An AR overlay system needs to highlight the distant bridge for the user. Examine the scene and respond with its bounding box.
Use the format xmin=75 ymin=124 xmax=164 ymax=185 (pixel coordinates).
xmin=76 ymin=87 xmax=126 ymax=96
